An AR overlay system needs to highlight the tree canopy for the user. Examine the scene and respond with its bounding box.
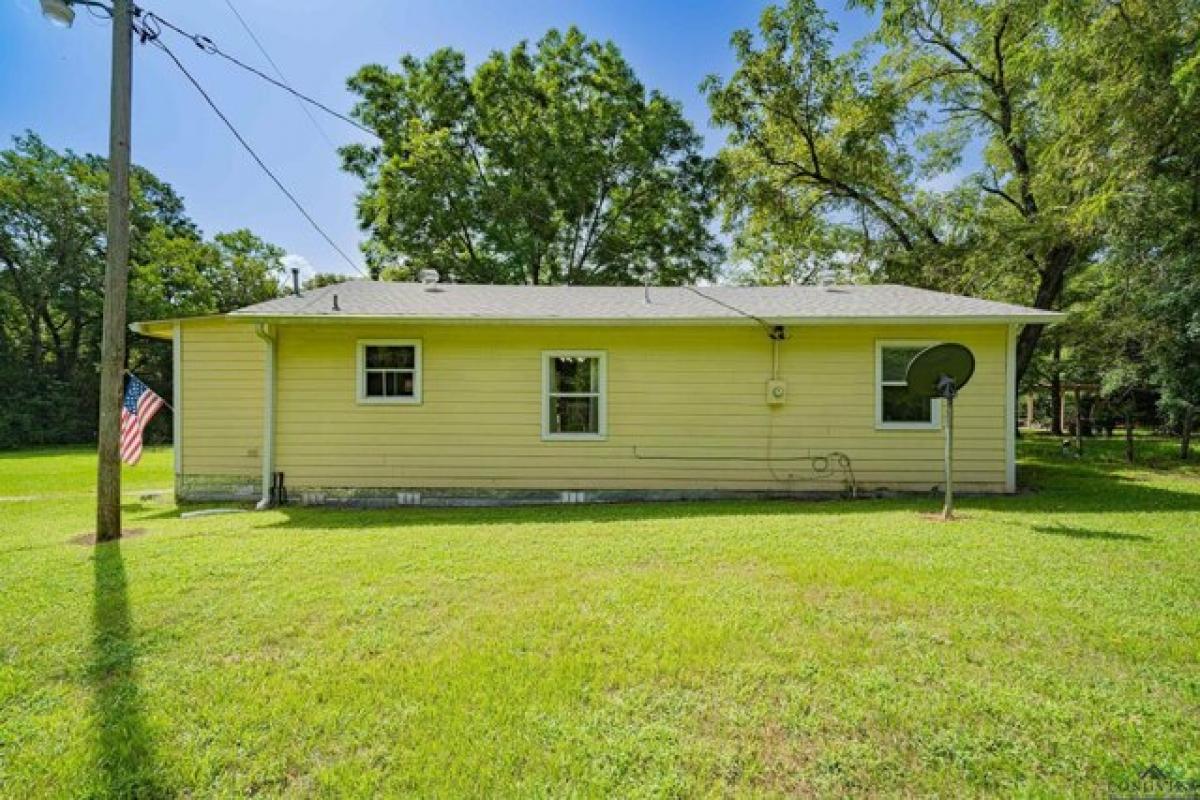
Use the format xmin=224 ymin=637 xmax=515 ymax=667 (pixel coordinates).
xmin=1026 ymin=0 xmax=1200 ymax=454
xmin=705 ymin=0 xmax=1198 ymax=453
xmin=341 ymin=27 xmax=724 ymax=285
xmin=704 ymin=0 xmax=1096 ymax=386
xmin=0 ymin=132 xmax=284 ymax=446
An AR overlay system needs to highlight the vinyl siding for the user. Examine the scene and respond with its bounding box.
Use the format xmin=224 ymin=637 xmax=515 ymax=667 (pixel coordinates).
xmin=177 ymin=318 xmax=1009 ymax=493
xmin=178 ymin=319 xmax=264 ymax=477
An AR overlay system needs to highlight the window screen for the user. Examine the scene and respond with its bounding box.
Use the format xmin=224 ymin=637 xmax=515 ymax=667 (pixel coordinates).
xmin=545 ymin=354 xmax=604 ymax=436
xmin=879 ymin=345 xmax=934 ymax=424
xmin=361 ymin=344 xmax=418 ymax=401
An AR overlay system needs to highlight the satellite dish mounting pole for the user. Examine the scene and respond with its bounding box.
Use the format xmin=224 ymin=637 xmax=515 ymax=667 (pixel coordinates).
xmin=931 ymin=379 xmax=960 ymax=522
xmin=936 ymin=374 xmax=958 ymax=520
xmin=904 ymin=343 xmax=975 ymax=523
xmin=943 ymin=391 xmax=954 ymax=520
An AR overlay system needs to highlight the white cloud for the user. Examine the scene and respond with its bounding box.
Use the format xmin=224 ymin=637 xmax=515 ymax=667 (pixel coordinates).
xmin=281 ymin=253 xmax=314 ymax=278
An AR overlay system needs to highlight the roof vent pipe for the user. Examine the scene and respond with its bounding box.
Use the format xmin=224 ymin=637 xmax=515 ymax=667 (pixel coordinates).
xmin=332 ymin=294 xmax=340 ymax=312
xmin=291 ymin=267 xmax=301 ymax=296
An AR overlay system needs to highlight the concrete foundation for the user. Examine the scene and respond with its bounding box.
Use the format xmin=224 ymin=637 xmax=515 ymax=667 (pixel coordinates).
xmin=176 ymin=473 xmax=865 ymax=507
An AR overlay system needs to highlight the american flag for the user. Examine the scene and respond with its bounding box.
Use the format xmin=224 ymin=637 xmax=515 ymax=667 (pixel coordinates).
xmin=120 ymin=375 xmax=165 ymax=466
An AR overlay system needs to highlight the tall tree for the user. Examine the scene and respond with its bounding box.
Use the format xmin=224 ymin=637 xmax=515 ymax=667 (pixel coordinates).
xmin=341 ymin=27 xmax=723 ymax=285
xmin=704 ymin=0 xmax=1093 ymax=387
xmin=1044 ymin=0 xmax=1200 ymax=457
xmin=0 ymin=133 xmax=283 ymax=446
xmin=1153 ymin=269 xmax=1200 ymax=459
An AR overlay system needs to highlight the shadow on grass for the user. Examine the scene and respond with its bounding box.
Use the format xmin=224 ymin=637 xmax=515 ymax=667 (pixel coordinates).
xmin=1019 ymin=433 xmax=1200 ymax=476
xmin=1033 ymin=524 xmax=1151 ymax=542
xmin=91 ymin=540 xmax=167 ymax=798
xmin=121 ymin=502 xmax=191 ymax=520
xmin=1013 ymin=461 xmax=1200 ymax=511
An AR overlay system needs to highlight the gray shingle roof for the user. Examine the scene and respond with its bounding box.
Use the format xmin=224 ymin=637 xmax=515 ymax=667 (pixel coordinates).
xmin=227 ymin=280 xmax=1062 ymax=324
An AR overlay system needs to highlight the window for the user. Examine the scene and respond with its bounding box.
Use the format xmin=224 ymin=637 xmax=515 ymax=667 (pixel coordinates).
xmin=876 ymin=341 xmax=941 ymax=429
xmin=542 ymin=351 xmax=606 ymax=440
xmin=357 ymin=340 xmax=421 ymax=404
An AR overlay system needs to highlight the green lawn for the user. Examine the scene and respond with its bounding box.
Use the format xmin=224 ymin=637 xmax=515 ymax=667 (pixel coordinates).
xmin=1 ymin=439 xmax=1198 ymax=797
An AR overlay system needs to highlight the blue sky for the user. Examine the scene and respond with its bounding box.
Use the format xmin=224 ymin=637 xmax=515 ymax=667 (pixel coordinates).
xmin=2 ymin=0 xmax=875 ymax=278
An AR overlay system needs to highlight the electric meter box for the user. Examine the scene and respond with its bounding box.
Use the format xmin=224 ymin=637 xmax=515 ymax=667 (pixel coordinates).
xmin=766 ymin=379 xmax=787 ymax=406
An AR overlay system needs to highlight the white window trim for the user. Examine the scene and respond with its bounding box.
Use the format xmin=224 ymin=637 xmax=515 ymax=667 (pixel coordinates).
xmin=541 ymin=350 xmax=607 ymax=441
xmin=356 ymin=339 xmax=422 ymax=405
xmin=875 ymin=339 xmax=943 ymax=430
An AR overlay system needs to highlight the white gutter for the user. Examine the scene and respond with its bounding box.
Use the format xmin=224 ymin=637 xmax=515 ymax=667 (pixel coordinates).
xmin=253 ymin=322 xmax=277 ymax=510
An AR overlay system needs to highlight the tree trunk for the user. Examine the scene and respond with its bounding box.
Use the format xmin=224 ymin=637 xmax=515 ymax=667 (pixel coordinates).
xmin=1182 ymin=406 xmax=1194 ymax=461
xmin=1124 ymin=409 xmax=1135 ymax=464
xmin=1050 ymin=343 xmax=1063 ymax=436
xmin=1074 ymin=386 xmax=1083 ymax=457
xmin=529 ymin=251 xmax=541 ymax=286
xmin=1014 ymin=243 xmax=1076 ymax=390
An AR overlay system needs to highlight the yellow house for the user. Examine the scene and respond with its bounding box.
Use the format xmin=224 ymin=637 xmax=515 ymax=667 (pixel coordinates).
xmin=133 ymin=281 xmax=1061 ymax=506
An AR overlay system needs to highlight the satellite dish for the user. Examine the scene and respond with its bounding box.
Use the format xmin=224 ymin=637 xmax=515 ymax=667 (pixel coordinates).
xmin=905 ymin=343 xmax=976 ymax=521
xmin=905 ymin=343 xmax=975 ymax=400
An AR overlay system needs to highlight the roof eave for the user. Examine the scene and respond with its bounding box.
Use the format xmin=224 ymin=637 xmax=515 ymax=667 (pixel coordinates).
xmin=129 ymin=320 xmax=175 ymax=340
xmin=129 ymin=314 xmax=229 ymax=340
xmin=225 ymin=312 xmax=1066 ymax=326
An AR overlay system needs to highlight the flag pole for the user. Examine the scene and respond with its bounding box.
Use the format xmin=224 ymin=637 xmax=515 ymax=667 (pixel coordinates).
xmin=123 ymin=370 xmax=175 ymax=412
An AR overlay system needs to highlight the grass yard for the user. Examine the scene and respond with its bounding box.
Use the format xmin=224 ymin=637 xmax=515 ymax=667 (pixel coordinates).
xmin=1 ymin=438 xmax=1198 ymax=797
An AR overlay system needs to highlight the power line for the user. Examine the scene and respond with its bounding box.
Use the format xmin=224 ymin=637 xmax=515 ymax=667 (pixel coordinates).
xmin=683 ymin=285 xmax=776 ymax=333
xmin=144 ymin=34 xmax=367 ymax=277
xmin=136 ymin=10 xmax=377 ymax=139
xmin=218 ymin=0 xmax=338 ymax=150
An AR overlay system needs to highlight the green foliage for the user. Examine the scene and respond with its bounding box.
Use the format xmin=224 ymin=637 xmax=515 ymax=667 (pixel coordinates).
xmin=341 ymin=27 xmax=723 ymax=285
xmin=708 ymin=0 xmax=1200 ymax=432
xmin=705 ymin=0 xmax=935 ymax=282
xmin=302 ymin=272 xmax=351 ymax=290
xmin=1028 ymin=1 xmax=1200 ymax=449
xmin=1 ymin=439 xmax=1199 ymax=795
xmin=705 ymin=0 xmax=1095 ymax=383
xmin=1152 ymin=267 xmax=1200 ymax=422
xmin=0 ymin=133 xmax=284 ymax=447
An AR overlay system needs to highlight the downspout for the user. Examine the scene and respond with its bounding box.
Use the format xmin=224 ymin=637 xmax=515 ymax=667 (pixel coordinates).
xmin=254 ymin=322 xmax=277 ymax=510
xmin=1005 ymin=323 xmax=1018 ymax=493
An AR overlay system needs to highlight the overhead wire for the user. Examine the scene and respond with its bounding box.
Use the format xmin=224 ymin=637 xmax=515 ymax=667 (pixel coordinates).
xmin=218 ymin=0 xmax=339 ymax=150
xmin=683 ymin=284 xmax=777 ymax=334
xmin=136 ymin=24 xmax=367 ymax=277
xmin=136 ymin=10 xmax=377 ymax=139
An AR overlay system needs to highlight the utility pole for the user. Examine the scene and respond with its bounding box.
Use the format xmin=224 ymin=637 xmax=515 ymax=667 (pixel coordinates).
xmin=95 ymin=0 xmax=133 ymax=542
